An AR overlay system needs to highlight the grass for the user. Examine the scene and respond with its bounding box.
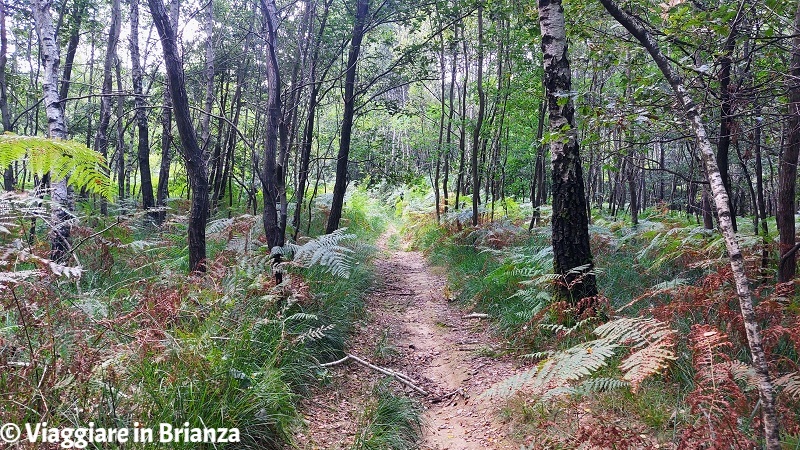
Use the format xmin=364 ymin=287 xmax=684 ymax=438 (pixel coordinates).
xmin=351 ymin=382 xmax=423 ymax=450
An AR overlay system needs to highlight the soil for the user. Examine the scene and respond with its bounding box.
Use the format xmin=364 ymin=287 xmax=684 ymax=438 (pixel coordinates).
xmin=294 ymin=226 xmax=520 ymax=449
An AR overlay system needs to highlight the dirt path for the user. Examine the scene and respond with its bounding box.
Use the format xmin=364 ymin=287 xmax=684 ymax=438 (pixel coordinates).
xmin=375 ymin=230 xmax=518 ymax=449
xmin=296 ymin=227 xmax=519 ymax=449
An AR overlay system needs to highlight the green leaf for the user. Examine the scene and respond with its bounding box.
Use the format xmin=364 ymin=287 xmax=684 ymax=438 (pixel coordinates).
xmin=0 ymin=133 xmax=113 ymax=199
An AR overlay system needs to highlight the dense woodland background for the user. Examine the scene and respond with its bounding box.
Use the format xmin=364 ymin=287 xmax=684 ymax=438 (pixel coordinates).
xmin=2 ymin=0 xmax=800 ymax=448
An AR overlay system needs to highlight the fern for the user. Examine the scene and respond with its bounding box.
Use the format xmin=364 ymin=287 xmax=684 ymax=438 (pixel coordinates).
xmin=775 ymin=372 xmax=800 ymax=400
xmin=679 ymin=325 xmax=754 ymax=449
xmin=482 ymin=317 xmax=676 ymax=399
xmin=540 ymin=377 xmax=630 ymax=401
xmin=280 ymin=228 xmax=356 ymax=278
xmin=0 ymin=134 xmax=112 ymax=199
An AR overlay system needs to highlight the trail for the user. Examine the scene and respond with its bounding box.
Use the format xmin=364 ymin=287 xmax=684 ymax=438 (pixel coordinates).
xmin=372 ymin=227 xmax=518 ymax=449
xmin=296 ymin=226 xmax=518 ymax=449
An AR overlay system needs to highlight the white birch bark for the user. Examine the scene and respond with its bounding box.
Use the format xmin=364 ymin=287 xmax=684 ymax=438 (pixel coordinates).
xmin=32 ymin=0 xmax=73 ymax=262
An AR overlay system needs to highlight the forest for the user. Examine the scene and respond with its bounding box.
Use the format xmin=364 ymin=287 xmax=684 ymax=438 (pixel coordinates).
xmin=1 ymin=0 xmax=800 ymax=448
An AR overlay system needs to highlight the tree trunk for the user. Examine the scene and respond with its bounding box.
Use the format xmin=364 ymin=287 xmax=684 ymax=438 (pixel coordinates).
xmin=627 ymin=154 xmax=638 ymax=226
xmin=454 ymin=19 xmax=468 ymax=213
xmin=130 ymin=0 xmax=155 ymax=218
xmin=779 ymin=3 xmax=800 ymax=284
xmin=538 ymin=0 xmax=597 ymax=304
xmin=148 ymin=0 xmax=209 ymax=273
xmin=326 ymin=0 xmax=368 ymax=234
xmin=716 ymin=9 xmax=744 ymax=233
xmin=58 ymin=0 xmax=86 ymax=109
xmin=598 ymin=0 xmax=781 ymax=446
xmin=32 ymin=0 xmax=72 ymax=262
xmin=155 ymin=0 xmax=179 ymax=225
xmin=470 ymin=3 xmax=485 ymax=227
xmin=260 ymin=0 xmax=284 ymax=252
xmin=754 ymin=111 xmax=769 ymax=278
xmin=529 ymin=99 xmax=546 ymax=231
xmin=93 ymin=0 xmax=121 ymax=214
xmin=1 ymin=0 xmax=13 ymax=190
xmin=443 ymin=29 xmax=457 ymax=216
xmin=115 ymin=58 xmax=125 ymax=200
xmin=200 ymin=0 xmax=214 ymax=154
xmin=434 ymin=9 xmax=446 ymax=225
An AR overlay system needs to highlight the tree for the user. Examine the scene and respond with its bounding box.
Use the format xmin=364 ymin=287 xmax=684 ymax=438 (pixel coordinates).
xmin=130 ymin=0 xmax=155 ymax=219
xmin=155 ymin=0 xmax=179 ymax=225
xmin=597 ymin=0 xmax=782 ymax=446
xmin=31 ymin=0 xmax=72 ymax=263
xmin=326 ymin=0 xmax=369 ymax=234
xmin=778 ymin=2 xmax=800 ymax=284
xmin=470 ymin=3 xmax=485 ymax=226
xmin=93 ymin=0 xmax=121 ymax=215
xmin=1 ymin=0 xmax=13 ymax=190
xmin=260 ymin=0 xmax=283 ymax=250
xmin=148 ymin=0 xmax=209 ymax=273
xmin=293 ymin=0 xmax=332 ymax=239
xmin=538 ymin=0 xmax=597 ymax=304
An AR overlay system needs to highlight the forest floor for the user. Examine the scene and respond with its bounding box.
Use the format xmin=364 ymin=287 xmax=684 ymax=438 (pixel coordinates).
xmin=294 ymin=225 xmax=520 ymax=449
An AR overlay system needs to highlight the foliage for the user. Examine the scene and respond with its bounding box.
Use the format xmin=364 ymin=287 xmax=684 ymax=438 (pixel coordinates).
xmin=0 ymin=134 xmax=113 ymax=199
xmin=481 ymin=317 xmax=676 ymax=401
xmin=0 ymin=197 xmax=380 ymax=448
xmin=280 ymin=228 xmax=357 ymax=279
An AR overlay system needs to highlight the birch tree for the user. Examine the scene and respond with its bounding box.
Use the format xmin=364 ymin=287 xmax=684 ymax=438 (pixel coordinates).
xmin=538 ymin=0 xmax=597 ymax=305
xmin=597 ymin=0 xmax=781 ymax=446
xmin=31 ymin=0 xmax=72 ymax=263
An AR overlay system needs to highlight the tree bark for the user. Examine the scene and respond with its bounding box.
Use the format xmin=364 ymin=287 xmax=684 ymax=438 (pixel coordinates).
xmin=470 ymin=3 xmax=485 ymax=226
xmin=326 ymin=0 xmax=368 ymax=234
xmin=130 ymin=0 xmax=155 ymax=218
xmin=260 ymin=0 xmax=284 ymax=251
xmin=294 ymin=0 xmax=331 ymax=239
xmin=443 ymin=29 xmax=457 ymax=216
xmin=779 ymin=3 xmax=800 ymax=284
xmin=716 ymin=8 xmax=744 ymax=233
xmin=528 ymin=100 xmax=546 ymax=231
xmin=148 ymin=0 xmax=209 ymax=273
xmin=93 ymin=0 xmax=121 ymax=214
xmin=454 ymin=19 xmax=468 ymax=212
xmin=597 ymin=0 xmax=781 ymax=446
xmin=1 ymin=0 xmax=13 ymax=190
xmin=538 ymin=0 xmax=597 ymax=304
xmin=155 ymin=0 xmax=179 ymax=225
xmin=32 ymin=0 xmax=72 ymax=263
xmin=200 ymin=0 xmax=214 ymax=155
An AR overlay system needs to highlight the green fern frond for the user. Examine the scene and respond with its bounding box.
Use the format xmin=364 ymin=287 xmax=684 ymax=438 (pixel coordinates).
xmin=0 ymin=134 xmax=113 ymax=199
xmin=284 ymin=312 xmax=319 ymax=322
xmin=483 ymin=317 xmax=676 ymax=399
xmin=540 ymin=377 xmax=630 ymax=401
xmin=295 ymin=324 xmax=334 ymax=344
xmin=537 ymin=338 xmax=618 ymax=384
xmin=282 ymin=228 xmax=356 ymax=278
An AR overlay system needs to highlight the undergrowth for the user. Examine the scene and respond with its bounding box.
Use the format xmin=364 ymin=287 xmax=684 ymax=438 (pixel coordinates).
xmin=0 ymin=185 xmax=390 ymax=448
xmin=351 ymin=382 xmax=423 ymax=450
xmin=404 ymin=201 xmax=800 ymax=449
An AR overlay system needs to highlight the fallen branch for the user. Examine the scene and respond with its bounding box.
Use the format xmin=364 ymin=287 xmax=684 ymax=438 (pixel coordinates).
xmin=463 ymin=313 xmax=490 ymax=319
xmin=320 ymin=353 xmax=428 ymax=395
xmin=431 ymin=387 xmax=466 ymax=404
